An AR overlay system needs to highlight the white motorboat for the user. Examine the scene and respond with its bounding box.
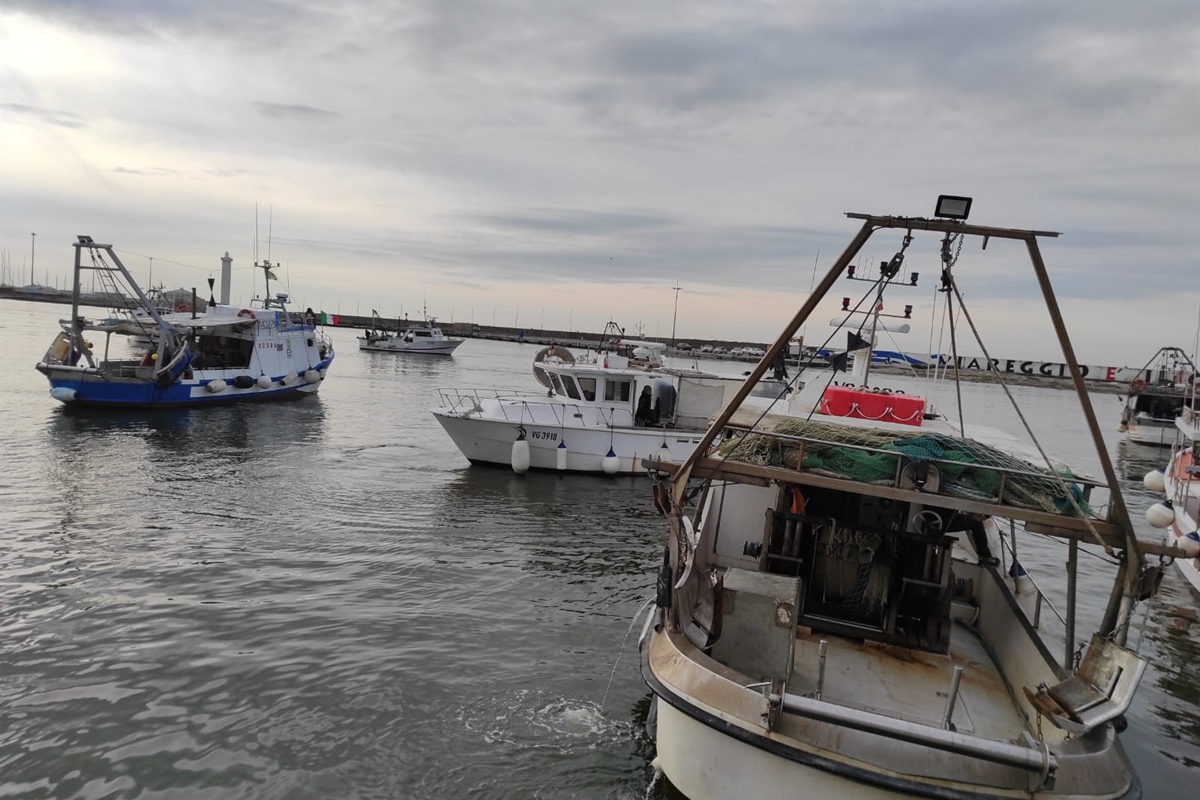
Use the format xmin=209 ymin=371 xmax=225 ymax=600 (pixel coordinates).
xmin=1143 ymin=408 xmax=1200 ymax=594
xmin=1118 ymin=346 xmax=1198 ymax=447
xmin=431 ymin=328 xmax=794 ymax=474
xmin=36 ymin=237 xmax=334 ymax=408
xmin=358 ymin=313 xmax=463 ymax=356
xmin=639 ymin=198 xmax=1169 ymax=800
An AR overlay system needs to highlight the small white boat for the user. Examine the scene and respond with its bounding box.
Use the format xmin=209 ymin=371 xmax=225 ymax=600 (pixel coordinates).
xmin=358 ymin=313 xmax=463 ymax=356
xmin=431 ymin=328 xmax=794 ymax=474
xmin=1119 ymin=346 xmax=1197 ymax=447
xmin=36 ymin=236 xmax=334 ymax=408
xmin=1144 ymin=409 xmax=1200 ymax=594
xmin=129 ymin=285 xmax=175 ymax=348
xmin=640 ymin=198 xmax=1163 ymax=800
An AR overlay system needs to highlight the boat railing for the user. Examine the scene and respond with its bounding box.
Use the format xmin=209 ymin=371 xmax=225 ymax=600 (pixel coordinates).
xmin=436 ymin=388 xmax=642 ymax=429
xmin=997 ymin=522 xmax=1069 ymax=635
xmin=720 ymin=422 xmax=1107 ymax=518
xmin=436 ymin=388 xmax=561 ymax=417
xmin=775 ymin=692 xmax=1057 ymax=784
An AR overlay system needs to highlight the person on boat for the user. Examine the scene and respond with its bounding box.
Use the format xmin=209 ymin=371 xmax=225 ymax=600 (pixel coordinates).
xmin=773 ymin=350 xmax=789 ymax=381
xmin=966 ymin=517 xmax=999 ymax=566
xmin=304 ymin=307 xmax=316 ymax=326
xmin=636 ymin=386 xmax=656 ymax=427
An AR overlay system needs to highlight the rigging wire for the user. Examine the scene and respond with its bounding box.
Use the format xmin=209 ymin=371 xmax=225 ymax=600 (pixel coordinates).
xmin=945 ymin=279 xmax=966 ymax=435
xmin=927 ymin=281 xmax=952 ymax=414
xmin=943 ymin=267 xmax=1115 ymax=557
xmin=679 ymin=235 xmax=914 ymax=482
xmin=800 ymin=250 xmax=820 ymax=340
xmin=115 ymin=249 xmax=216 ymax=274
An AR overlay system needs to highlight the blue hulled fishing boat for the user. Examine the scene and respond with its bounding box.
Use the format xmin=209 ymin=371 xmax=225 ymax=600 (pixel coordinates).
xmin=36 ymin=236 xmax=334 ymax=408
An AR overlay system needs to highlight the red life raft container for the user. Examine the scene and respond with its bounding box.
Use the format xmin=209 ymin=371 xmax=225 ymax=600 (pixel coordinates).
xmin=818 ymin=385 xmax=926 ymax=427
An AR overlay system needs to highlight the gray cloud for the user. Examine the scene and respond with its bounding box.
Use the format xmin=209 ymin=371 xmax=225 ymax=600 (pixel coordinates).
xmin=2 ymin=102 xmax=85 ymax=128
xmin=2 ymin=0 xmax=1197 ymax=361
xmin=11 ymin=0 xmax=332 ymax=45
xmin=462 ymin=209 xmax=675 ymax=236
xmin=251 ymin=101 xmax=339 ymax=120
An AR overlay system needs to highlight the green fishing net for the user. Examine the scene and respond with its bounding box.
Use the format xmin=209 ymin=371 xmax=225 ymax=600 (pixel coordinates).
xmin=717 ymin=419 xmax=1089 ymax=516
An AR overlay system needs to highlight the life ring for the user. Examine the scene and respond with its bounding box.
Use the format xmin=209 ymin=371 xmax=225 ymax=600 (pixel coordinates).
xmin=237 ymin=309 xmax=256 ymax=320
xmin=1130 ymin=377 xmax=1147 ymax=395
xmin=175 ymin=303 xmax=190 ymax=312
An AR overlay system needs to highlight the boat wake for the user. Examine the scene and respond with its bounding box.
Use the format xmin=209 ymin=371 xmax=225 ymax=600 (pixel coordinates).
xmin=458 ymin=689 xmax=634 ymax=751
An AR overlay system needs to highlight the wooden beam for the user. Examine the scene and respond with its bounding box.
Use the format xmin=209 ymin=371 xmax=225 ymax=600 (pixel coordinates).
xmin=647 ymin=456 xmax=1165 ymax=554
xmin=844 ymin=213 xmax=1060 ymax=240
xmin=1023 ymin=522 xmax=1185 ymax=558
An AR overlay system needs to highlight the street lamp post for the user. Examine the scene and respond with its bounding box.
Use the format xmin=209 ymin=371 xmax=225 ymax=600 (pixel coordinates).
xmin=671 ymin=283 xmax=682 ymax=346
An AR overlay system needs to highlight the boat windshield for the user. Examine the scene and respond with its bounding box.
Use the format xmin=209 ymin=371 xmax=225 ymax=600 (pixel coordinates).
xmin=548 ymin=373 xmax=565 ymax=395
xmin=561 ymin=376 xmax=582 ymax=401
xmin=577 ymin=376 xmax=597 ymax=401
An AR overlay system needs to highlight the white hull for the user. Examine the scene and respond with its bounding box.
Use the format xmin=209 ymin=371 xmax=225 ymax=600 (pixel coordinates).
xmin=360 ymin=340 xmax=462 ymax=355
xmin=432 ymin=410 xmax=703 ymax=473
xmin=654 ymin=700 xmax=901 ymax=800
xmin=1125 ymin=417 xmax=1175 ymax=447
xmin=645 ymin=573 xmax=1139 ymax=800
xmin=1161 ymin=443 xmax=1200 ymax=594
xmin=1172 ymin=528 xmax=1200 ymax=593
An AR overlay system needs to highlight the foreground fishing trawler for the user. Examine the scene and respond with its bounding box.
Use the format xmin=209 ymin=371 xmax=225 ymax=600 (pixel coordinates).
xmin=36 ymin=237 xmax=334 ymax=407
xmin=639 ymin=199 xmax=1176 ymax=799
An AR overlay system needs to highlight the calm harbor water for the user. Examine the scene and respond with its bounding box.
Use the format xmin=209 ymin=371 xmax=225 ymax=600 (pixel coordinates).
xmin=1 ymin=297 xmax=1197 ymax=799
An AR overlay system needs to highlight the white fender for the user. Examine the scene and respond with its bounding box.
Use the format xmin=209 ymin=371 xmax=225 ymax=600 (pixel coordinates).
xmin=1177 ymin=531 xmax=1200 ymax=558
xmin=282 ymin=371 xmax=299 ymax=386
xmin=556 ymin=440 xmax=568 ymax=471
xmin=602 ymin=448 xmax=620 ymax=475
xmin=256 ymin=375 xmax=272 ymax=389
xmin=206 ymin=379 xmax=228 ymax=393
xmin=1146 ymin=500 xmax=1175 ymax=529
xmin=49 ymin=387 xmax=78 ymax=403
xmin=511 ymin=438 xmax=531 ymax=474
xmin=1143 ymin=469 xmax=1166 ymax=494
xmin=304 ymin=369 xmax=321 ymax=384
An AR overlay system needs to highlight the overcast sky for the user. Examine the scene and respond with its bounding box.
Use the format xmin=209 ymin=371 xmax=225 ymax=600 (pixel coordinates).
xmin=2 ymin=1 xmax=1197 ymax=365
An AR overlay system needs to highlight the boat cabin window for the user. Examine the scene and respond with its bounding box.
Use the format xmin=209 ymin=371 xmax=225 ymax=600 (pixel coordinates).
xmin=604 ymin=379 xmax=633 ymax=402
xmin=415 ymin=330 xmax=432 ymax=338
xmin=577 ymin=376 xmax=597 ymax=401
xmin=548 ymin=373 xmax=565 ymax=395
xmin=561 ymin=376 xmax=582 ymax=401
xmin=191 ymin=334 xmax=252 ymax=369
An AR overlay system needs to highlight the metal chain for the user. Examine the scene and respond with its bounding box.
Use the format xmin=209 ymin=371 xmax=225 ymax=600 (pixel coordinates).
xmin=941 ymin=230 xmax=965 ymax=270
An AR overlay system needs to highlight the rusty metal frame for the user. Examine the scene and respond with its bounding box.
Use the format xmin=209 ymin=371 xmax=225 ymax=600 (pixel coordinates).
xmin=667 ymin=211 xmax=1142 ymax=623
